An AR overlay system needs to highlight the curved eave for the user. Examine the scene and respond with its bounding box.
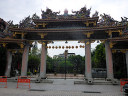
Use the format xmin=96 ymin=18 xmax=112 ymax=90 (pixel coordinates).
xmin=108 ymin=37 xmax=128 ymax=41
xmin=0 ymin=38 xmax=26 ymax=43
xmin=9 ymin=25 xmax=124 ymax=33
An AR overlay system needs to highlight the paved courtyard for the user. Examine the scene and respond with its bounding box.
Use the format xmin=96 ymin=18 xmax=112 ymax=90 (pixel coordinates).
xmin=0 ymin=79 xmax=127 ymax=96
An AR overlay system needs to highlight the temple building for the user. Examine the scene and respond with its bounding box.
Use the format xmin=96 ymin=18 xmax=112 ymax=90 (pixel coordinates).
xmin=53 ymin=53 xmax=75 ymax=58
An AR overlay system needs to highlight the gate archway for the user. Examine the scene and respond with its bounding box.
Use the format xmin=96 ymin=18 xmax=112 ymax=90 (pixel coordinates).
xmin=0 ymin=6 xmax=128 ymax=84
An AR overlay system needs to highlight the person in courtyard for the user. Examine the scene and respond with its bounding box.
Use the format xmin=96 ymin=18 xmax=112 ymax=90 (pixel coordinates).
xmin=34 ymin=69 xmax=37 ymax=75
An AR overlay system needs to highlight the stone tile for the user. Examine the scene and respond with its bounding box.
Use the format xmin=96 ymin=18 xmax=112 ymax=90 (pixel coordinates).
xmin=0 ymin=79 xmax=125 ymax=96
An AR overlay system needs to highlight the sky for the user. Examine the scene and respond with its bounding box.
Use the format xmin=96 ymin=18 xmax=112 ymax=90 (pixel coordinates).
xmin=0 ymin=0 xmax=128 ymax=57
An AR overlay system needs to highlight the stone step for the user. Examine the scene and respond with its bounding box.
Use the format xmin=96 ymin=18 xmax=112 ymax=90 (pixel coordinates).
xmin=74 ymin=80 xmax=119 ymax=85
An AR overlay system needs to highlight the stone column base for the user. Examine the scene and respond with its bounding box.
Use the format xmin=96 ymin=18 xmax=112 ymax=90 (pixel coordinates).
xmin=106 ymin=78 xmax=112 ymax=81
xmin=40 ymin=73 xmax=47 ymax=79
xmin=41 ymin=76 xmax=47 ymax=79
xmin=112 ymin=79 xmax=119 ymax=85
xmin=35 ymin=77 xmax=42 ymax=83
xmin=87 ymin=78 xmax=93 ymax=84
xmin=106 ymin=78 xmax=119 ymax=85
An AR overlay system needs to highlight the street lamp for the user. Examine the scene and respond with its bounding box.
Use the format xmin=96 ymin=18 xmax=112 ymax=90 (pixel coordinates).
xmin=64 ymin=50 xmax=68 ymax=80
xmin=65 ymin=40 xmax=68 ymax=43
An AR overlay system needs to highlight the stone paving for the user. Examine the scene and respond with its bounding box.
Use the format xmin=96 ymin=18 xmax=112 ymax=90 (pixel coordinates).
xmin=0 ymin=79 xmax=127 ymax=96
xmin=47 ymin=74 xmax=84 ymax=79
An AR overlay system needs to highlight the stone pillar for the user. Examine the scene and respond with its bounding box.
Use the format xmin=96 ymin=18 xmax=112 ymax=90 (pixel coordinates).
xmin=5 ymin=50 xmax=12 ymax=77
xmin=40 ymin=42 xmax=47 ymax=78
xmin=21 ymin=44 xmax=29 ymax=76
xmin=105 ymin=41 xmax=114 ymax=80
xmin=85 ymin=41 xmax=92 ymax=79
xmin=126 ymin=51 xmax=128 ymax=78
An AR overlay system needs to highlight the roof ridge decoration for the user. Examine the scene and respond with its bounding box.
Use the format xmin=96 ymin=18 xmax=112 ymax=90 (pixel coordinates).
xmin=0 ymin=18 xmax=13 ymax=38
xmin=98 ymin=13 xmax=128 ymax=32
xmin=92 ymin=11 xmax=99 ymax=17
xmin=98 ymin=13 xmax=118 ymax=27
xmin=41 ymin=8 xmax=60 ymax=19
xmin=19 ymin=16 xmax=34 ymax=29
xmin=1 ymin=6 xmax=128 ymax=34
xmin=72 ymin=6 xmax=91 ymax=18
xmin=0 ymin=18 xmax=6 ymax=32
xmin=41 ymin=6 xmax=93 ymax=19
xmin=121 ymin=17 xmax=128 ymax=33
xmin=19 ymin=13 xmax=40 ymax=29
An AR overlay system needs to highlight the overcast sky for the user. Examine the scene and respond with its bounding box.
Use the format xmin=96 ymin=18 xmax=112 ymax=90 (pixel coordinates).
xmin=0 ymin=0 xmax=128 ymax=57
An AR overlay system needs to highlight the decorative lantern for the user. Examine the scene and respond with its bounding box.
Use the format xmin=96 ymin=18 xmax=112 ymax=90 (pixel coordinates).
xmin=46 ymin=46 xmax=49 ymax=48
xmin=52 ymin=46 xmax=54 ymax=49
xmin=72 ymin=46 xmax=74 ymax=49
xmin=69 ymin=46 xmax=71 ymax=49
xmin=49 ymin=46 xmax=51 ymax=49
xmin=66 ymin=46 xmax=69 ymax=49
xmin=55 ymin=46 xmax=58 ymax=49
xmin=80 ymin=45 xmax=82 ymax=48
xmin=76 ymin=46 xmax=78 ymax=49
xmin=62 ymin=46 xmax=64 ymax=49
xmin=59 ymin=46 xmax=61 ymax=49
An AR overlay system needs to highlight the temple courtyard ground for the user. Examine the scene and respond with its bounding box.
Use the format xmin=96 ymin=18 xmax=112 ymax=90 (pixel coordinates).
xmin=0 ymin=78 xmax=127 ymax=96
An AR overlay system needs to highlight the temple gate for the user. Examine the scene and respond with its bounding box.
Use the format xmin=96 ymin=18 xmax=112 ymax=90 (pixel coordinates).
xmin=0 ymin=6 xmax=128 ymax=84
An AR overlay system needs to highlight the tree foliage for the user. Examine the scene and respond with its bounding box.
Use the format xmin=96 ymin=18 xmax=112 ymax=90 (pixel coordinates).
xmin=28 ymin=41 xmax=40 ymax=73
xmin=28 ymin=54 xmax=40 ymax=72
xmin=46 ymin=56 xmax=54 ymax=73
xmin=46 ymin=55 xmax=85 ymax=74
xmin=92 ymin=43 xmax=106 ymax=68
xmin=68 ymin=55 xmax=85 ymax=74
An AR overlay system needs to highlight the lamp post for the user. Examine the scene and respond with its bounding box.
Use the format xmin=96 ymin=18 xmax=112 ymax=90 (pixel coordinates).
xmin=64 ymin=50 xmax=68 ymax=80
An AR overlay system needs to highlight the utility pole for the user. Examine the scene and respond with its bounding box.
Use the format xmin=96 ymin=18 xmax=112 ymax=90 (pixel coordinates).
xmin=64 ymin=50 xmax=68 ymax=80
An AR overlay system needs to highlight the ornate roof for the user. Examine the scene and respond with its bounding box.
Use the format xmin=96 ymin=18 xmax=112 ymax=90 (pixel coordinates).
xmin=1 ymin=6 xmax=128 ymax=42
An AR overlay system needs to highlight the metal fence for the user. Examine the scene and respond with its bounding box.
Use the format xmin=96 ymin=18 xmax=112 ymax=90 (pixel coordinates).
xmin=92 ymin=68 xmax=107 ymax=78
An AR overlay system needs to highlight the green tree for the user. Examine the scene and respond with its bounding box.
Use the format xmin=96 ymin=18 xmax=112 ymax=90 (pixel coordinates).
xmin=31 ymin=41 xmax=39 ymax=56
xmin=91 ymin=49 xmax=95 ymax=68
xmin=92 ymin=43 xmax=106 ymax=68
xmin=52 ymin=57 xmax=64 ymax=73
xmin=28 ymin=54 xmax=40 ymax=73
xmin=68 ymin=55 xmax=85 ymax=74
xmin=46 ymin=55 xmax=54 ymax=73
xmin=28 ymin=41 xmax=40 ymax=74
xmin=46 ymin=55 xmax=85 ymax=74
xmin=58 ymin=60 xmax=72 ymax=73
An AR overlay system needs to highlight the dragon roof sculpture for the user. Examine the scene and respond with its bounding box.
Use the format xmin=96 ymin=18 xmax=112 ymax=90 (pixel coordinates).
xmin=98 ymin=13 xmax=118 ymax=26
xmin=41 ymin=6 xmax=92 ymax=19
xmin=0 ymin=18 xmax=7 ymax=32
xmin=0 ymin=18 xmax=13 ymax=38
xmin=72 ymin=6 xmax=91 ymax=18
xmin=41 ymin=8 xmax=60 ymax=19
